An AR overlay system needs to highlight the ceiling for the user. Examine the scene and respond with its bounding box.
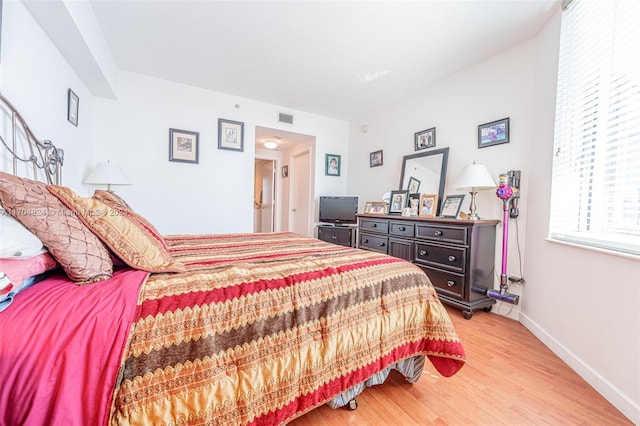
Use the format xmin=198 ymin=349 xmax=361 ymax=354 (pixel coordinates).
xmin=90 ymin=0 xmax=560 ymax=124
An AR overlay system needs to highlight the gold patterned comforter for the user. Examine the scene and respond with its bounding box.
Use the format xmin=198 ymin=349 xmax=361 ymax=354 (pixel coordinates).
xmin=110 ymin=232 xmax=465 ymax=425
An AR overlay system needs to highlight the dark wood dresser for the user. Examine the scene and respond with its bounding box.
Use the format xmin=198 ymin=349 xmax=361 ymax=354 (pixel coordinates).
xmin=357 ymin=214 xmax=499 ymax=319
xmin=317 ymin=225 xmax=356 ymax=247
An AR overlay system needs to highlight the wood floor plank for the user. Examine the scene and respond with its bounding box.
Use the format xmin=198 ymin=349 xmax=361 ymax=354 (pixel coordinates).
xmin=289 ymin=307 xmax=631 ymax=425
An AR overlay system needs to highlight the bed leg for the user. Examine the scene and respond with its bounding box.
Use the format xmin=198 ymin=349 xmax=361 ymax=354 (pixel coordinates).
xmin=347 ymin=398 xmax=358 ymax=411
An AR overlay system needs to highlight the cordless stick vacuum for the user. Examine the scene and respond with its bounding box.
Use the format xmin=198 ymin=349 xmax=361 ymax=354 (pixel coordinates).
xmin=487 ymin=171 xmax=520 ymax=305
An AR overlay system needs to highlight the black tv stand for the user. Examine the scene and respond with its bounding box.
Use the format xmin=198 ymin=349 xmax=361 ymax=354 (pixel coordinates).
xmin=317 ymin=224 xmax=355 ymax=247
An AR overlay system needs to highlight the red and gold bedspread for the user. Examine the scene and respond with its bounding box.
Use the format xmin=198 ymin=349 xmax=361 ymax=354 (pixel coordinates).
xmin=110 ymin=233 xmax=465 ymax=425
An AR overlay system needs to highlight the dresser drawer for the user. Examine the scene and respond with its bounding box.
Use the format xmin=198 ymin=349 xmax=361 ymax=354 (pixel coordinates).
xmin=415 ymin=224 xmax=468 ymax=245
xmin=359 ymin=233 xmax=388 ymax=253
xmin=389 ymin=221 xmax=414 ymax=237
xmin=414 ymin=242 xmax=466 ymax=273
xmin=359 ymin=218 xmax=389 ymax=234
xmin=422 ymin=267 xmax=465 ymax=300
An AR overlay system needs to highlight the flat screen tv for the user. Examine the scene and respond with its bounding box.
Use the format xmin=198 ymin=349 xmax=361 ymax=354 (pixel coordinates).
xmin=319 ymin=196 xmax=358 ymax=225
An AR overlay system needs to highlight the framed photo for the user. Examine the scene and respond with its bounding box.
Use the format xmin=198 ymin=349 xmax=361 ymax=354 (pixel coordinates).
xmin=419 ymin=194 xmax=439 ymax=218
xmin=218 ymin=118 xmax=244 ymax=152
xmin=67 ymin=89 xmax=79 ymax=127
xmin=370 ymin=150 xmax=383 ymax=167
xmin=407 ymin=177 xmax=421 ymax=193
xmin=281 ymin=165 xmax=289 ymax=178
xmin=408 ymin=192 xmax=421 ymax=216
xmin=440 ymin=194 xmax=465 ymax=218
xmin=169 ymin=128 xmax=199 ymax=164
xmin=325 ymin=153 xmax=341 ymax=176
xmin=367 ymin=201 xmax=388 ymax=215
xmin=478 ymin=117 xmax=509 ymax=148
xmin=389 ymin=190 xmax=409 ymax=215
xmin=415 ymin=127 xmax=435 ymax=151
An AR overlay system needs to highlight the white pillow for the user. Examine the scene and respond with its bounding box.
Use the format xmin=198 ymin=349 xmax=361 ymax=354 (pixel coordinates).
xmin=0 ymin=207 xmax=44 ymax=258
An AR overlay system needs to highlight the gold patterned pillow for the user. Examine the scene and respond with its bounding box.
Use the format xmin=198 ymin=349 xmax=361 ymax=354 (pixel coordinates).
xmin=0 ymin=172 xmax=112 ymax=283
xmin=49 ymin=185 xmax=185 ymax=273
xmin=92 ymin=190 xmax=168 ymax=251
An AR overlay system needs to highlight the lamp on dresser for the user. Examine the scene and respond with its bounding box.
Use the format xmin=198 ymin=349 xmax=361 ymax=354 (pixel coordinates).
xmin=453 ymin=161 xmax=496 ymax=220
xmin=84 ymin=161 xmax=131 ymax=193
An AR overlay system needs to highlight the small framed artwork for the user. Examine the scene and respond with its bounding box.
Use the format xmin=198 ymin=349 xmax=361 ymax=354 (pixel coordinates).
xmin=282 ymin=165 xmax=289 ymax=178
xmin=326 ymin=154 xmax=341 ymax=176
xmin=218 ymin=118 xmax=244 ymax=152
xmin=169 ymin=128 xmax=199 ymax=164
xmin=389 ymin=190 xmax=409 ymax=215
xmin=370 ymin=150 xmax=383 ymax=167
xmin=419 ymin=194 xmax=439 ymax=218
xmin=415 ymin=127 xmax=436 ymax=151
xmin=478 ymin=117 xmax=509 ymax=148
xmin=363 ymin=201 xmax=373 ymax=214
xmin=367 ymin=201 xmax=388 ymax=215
xmin=408 ymin=192 xmax=421 ymax=216
xmin=67 ymin=89 xmax=79 ymax=127
xmin=440 ymin=194 xmax=465 ymax=218
xmin=407 ymin=177 xmax=421 ymax=193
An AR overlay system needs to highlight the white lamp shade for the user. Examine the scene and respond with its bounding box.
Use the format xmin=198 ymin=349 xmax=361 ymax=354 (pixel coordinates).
xmin=453 ymin=162 xmax=496 ymax=190
xmin=85 ymin=162 xmax=131 ymax=186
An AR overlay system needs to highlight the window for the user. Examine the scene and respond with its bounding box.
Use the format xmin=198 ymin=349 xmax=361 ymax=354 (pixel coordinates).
xmin=549 ymin=0 xmax=640 ymax=256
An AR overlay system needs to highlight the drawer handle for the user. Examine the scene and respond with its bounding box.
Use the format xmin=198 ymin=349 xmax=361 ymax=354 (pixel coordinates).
xmin=448 ymin=255 xmax=457 ymax=262
xmin=378 ymin=242 xmax=386 ymax=247
xmin=447 ymin=280 xmax=456 ymax=287
xmin=370 ymin=223 xmax=377 ymax=228
xmin=398 ymin=226 xmax=406 ymax=231
xmin=434 ymin=230 xmax=443 ymax=236
xmin=419 ymin=250 xmax=427 ymax=256
xmin=362 ymin=239 xmax=369 ymax=243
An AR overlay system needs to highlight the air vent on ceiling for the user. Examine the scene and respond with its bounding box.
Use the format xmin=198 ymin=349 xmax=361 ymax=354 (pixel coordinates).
xmin=278 ymin=112 xmax=294 ymax=125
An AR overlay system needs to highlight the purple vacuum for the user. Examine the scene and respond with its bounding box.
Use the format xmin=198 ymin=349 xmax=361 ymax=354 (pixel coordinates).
xmin=486 ymin=171 xmax=520 ymax=305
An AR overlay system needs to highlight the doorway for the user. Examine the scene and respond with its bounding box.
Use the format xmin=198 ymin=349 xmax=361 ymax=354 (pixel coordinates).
xmin=254 ymin=126 xmax=315 ymax=236
xmin=253 ymin=159 xmax=275 ymax=233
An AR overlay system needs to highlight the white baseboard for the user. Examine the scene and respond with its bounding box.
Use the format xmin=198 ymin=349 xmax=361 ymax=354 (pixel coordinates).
xmin=519 ymin=312 xmax=639 ymax=425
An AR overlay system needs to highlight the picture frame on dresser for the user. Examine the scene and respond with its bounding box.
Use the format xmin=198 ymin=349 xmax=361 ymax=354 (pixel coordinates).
xmin=366 ymin=201 xmax=387 ymax=215
xmin=389 ymin=190 xmax=409 ymax=215
xmin=440 ymin=194 xmax=465 ymax=218
xmin=419 ymin=194 xmax=438 ymax=218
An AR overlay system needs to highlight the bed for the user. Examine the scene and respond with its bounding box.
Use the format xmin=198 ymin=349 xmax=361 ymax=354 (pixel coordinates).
xmin=0 ymin=94 xmax=465 ymax=425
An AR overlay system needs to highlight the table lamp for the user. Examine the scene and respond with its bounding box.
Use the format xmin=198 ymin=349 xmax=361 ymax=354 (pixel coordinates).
xmin=453 ymin=161 xmax=496 ymax=220
xmin=84 ymin=161 xmax=131 ymax=193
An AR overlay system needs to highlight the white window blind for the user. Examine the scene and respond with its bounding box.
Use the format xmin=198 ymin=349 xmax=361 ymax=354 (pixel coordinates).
xmin=550 ymin=0 xmax=640 ymax=256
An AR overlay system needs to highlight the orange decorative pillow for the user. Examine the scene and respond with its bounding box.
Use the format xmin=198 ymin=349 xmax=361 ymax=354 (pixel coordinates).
xmin=49 ymin=186 xmax=185 ymax=273
xmin=92 ymin=190 xmax=168 ymax=250
xmin=0 ymin=172 xmax=113 ymax=283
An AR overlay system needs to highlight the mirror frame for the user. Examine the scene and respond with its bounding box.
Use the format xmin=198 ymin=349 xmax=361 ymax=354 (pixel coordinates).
xmin=399 ymin=147 xmax=449 ymax=216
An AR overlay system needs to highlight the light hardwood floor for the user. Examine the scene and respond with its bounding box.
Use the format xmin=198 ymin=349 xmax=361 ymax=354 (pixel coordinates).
xmin=290 ymin=307 xmax=631 ymax=425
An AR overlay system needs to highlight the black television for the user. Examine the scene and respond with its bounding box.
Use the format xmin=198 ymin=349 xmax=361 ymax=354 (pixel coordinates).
xmin=319 ymin=196 xmax=358 ymax=225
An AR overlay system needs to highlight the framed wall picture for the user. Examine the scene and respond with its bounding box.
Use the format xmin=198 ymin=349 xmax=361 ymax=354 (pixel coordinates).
xmin=419 ymin=194 xmax=439 ymax=218
xmin=169 ymin=128 xmax=199 ymax=164
xmin=414 ymin=127 xmax=435 ymax=151
xmin=67 ymin=89 xmax=79 ymax=127
xmin=389 ymin=190 xmax=409 ymax=215
xmin=440 ymin=194 xmax=465 ymax=218
xmin=407 ymin=177 xmax=421 ymax=193
xmin=325 ymin=153 xmax=341 ymax=176
xmin=281 ymin=165 xmax=289 ymax=178
xmin=218 ymin=118 xmax=244 ymax=152
xmin=370 ymin=150 xmax=383 ymax=167
xmin=478 ymin=117 xmax=510 ymax=148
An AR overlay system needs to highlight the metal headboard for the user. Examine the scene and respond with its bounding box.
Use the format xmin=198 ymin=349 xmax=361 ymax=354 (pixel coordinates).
xmin=0 ymin=93 xmax=64 ymax=184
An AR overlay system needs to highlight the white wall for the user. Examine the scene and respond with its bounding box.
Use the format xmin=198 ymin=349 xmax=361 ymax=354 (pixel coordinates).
xmin=92 ymin=71 xmax=349 ymax=235
xmin=522 ymin=11 xmax=640 ymax=424
xmin=347 ymin=10 xmax=639 ymax=423
xmin=348 ymin=37 xmax=537 ymax=320
xmin=0 ymin=0 xmax=93 ymax=187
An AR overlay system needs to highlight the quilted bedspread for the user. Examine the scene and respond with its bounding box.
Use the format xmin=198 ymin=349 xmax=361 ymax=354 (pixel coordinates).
xmin=110 ymin=233 xmax=465 ymax=425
